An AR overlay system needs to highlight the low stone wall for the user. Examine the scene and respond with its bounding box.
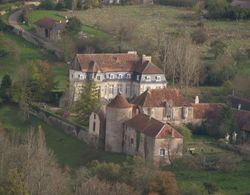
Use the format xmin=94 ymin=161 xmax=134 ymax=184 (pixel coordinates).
xmin=29 ymin=104 xmax=91 ymax=144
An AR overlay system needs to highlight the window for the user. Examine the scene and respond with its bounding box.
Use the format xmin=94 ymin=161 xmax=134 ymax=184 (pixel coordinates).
xmin=93 ymin=122 xmax=96 ymax=132
xmin=182 ymin=107 xmax=188 ymax=119
xmin=109 ymin=85 xmax=114 ymax=95
xmin=117 ymin=84 xmax=122 ymax=93
xmin=125 ymin=84 xmax=130 ymax=96
xmin=137 ymin=75 xmax=140 ymax=81
xmin=131 ymin=138 xmax=134 ymax=145
xmin=78 ymin=74 xmax=80 ymax=78
xmin=145 ymin=76 xmax=151 ymax=81
xmin=106 ymin=74 xmax=110 ymax=79
xmin=118 ymin=74 xmax=122 ymax=79
xmin=165 ymin=103 xmax=171 ymax=118
xmin=94 ymin=113 xmax=96 ymax=119
xmin=156 ymin=76 xmax=161 ymax=81
xmin=71 ymin=74 xmax=73 ymax=78
xmin=110 ymin=74 xmax=114 ymax=79
xmin=160 ymin=149 xmax=165 ymax=156
xmin=96 ymin=75 xmax=101 ymax=80
xmin=127 ymin=73 xmax=131 ymax=79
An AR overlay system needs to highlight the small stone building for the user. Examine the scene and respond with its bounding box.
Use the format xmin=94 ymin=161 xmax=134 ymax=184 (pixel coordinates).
xmin=34 ymin=17 xmax=65 ymax=41
xmin=123 ymin=114 xmax=183 ymax=164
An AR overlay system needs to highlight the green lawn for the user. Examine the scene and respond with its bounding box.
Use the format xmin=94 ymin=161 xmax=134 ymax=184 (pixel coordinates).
xmin=0 ymin=105 xmax=126 ymax=168
xmin=171 ymin=160 xmax=250 ymax=195
xmin=0 ymin=32 xmax=67 ymax=90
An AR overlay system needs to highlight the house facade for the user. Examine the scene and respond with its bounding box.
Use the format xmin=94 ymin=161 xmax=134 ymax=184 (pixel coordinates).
xmin=69 ymin=52 xmax=167 ymax=101
xmin=123 ymin=114 xmax=183 ymax=164
xmin=34 ymin=17 xmax=65 ymax=41
xmin=131 ymin=88 xmax=194 ymax=125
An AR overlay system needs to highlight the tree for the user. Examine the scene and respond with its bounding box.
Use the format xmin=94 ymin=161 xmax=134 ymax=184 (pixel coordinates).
xmin=209 ymin=40 xmax=226 ymax=58
xmin=65 ymin=17 xmax=82 ymax=35
xmin=76 ymin=79 xmax=100 ymax=125
xmin=0 ymin=18 xmax=7 ymax=32
xmin=39 ymin=0 xmax=56 ymax=10
xmin=148 ymin=171 xmax=178 ymax=195
xmin=157 ymin=33 xmax=201 ymax=87
xmin=0 ymin=168 xmax=29 ymax=195
xmin=0 ymin=74 xmax=12 ymax=103
xmin=191 ymin=28 xmax=208 ymax=45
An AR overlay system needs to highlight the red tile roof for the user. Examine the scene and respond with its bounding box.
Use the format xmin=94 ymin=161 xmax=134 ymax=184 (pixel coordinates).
xmin=132 ymin=88 xmax=190 ymax=107
xmin=34 ymin=17 xmax=57 ymax=29
xmin=73 ymin=53 xmax=164 ymax=74
xmin=192 ymin=103 xmax=225 ymax=119
xmin=233 ymin=109 xmax=250 ymax=130
xmin=124 ymin=114 xmax=183 ymax=138
xmin=108 ymin=93 xmax=131 ymax=108
xmin=227 ymin=95 xmax=250 ymax=111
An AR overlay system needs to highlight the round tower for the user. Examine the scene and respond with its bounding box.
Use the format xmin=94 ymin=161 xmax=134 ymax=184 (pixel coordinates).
xmin=105 ymin=93 xmax=132 ymax=152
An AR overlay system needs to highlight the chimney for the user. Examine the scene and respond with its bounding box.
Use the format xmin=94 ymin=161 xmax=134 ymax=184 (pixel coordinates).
xmin=127 ymin=51 xmax=137 ymax=55
xmin=171 ymin=128 xmax=175 ymax=137
xmin=142 ymin=54 xmax=152 ymax=63
xmin=238 ymin=104 xmax=241 ymax=110
xmin=195 ymin=96 xmax=199 ymax=104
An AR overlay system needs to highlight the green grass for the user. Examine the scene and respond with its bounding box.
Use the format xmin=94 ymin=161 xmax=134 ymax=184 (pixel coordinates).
xmin=171 ymin=160 xmax=250 ymax=195
xmin=21 ymin=10 xmax=107 ymax=38
xmin=0 ymin=32 xmax=67 ymax=91
xmin=0 ymin=105 xmax=126 ymax=168
xmin=70 ymin=5 xmax=250 ymax=72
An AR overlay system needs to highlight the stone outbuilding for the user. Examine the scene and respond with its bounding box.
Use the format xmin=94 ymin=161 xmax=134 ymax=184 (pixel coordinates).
xmin=34 ymin=17 xmax=65 ymax=41
xmin=123 ymin=114 xmax=183 ymax=164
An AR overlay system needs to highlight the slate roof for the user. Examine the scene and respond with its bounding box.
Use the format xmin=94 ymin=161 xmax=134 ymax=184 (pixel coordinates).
xmin=73 ymin=53 xmax=164 ymax=74
xmin=132 ymin=88 xmax=190 ymax=107
xmin=124 ymin=114 xmax=183 ymax=139
xmin=108 ymin=93 xmax=131 ymax=108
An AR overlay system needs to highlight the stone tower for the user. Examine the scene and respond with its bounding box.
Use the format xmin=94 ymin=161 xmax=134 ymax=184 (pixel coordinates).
xmin=105 ymin=93 xmax=132 ymax=153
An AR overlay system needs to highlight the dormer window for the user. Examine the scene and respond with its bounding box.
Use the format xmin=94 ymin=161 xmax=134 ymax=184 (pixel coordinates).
xmin=137 ymin=75 xmax=140 ymax=81
xmin=106 ymin=74 xmax=110 ymax=79
xmin=110 ymin=74 xmax=114 ymax=79
xmin=118 ymin=74 xmax=122 ymax=79
xmin=96 ymin=75 xmax=101 ymax=80
xmin=127 ymin=73 xmax=131 ymax=79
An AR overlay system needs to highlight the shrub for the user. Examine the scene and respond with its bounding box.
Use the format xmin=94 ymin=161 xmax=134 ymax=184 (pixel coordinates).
xmin=39 ymin=0 xmax=56 ymax=10
xmin=191 ymin=28 xmax=208 ymax=45
xmin=203 ymin=181 xmax=219 ymax=194
xmin=175 ymin=125 xmax=192 ymax=142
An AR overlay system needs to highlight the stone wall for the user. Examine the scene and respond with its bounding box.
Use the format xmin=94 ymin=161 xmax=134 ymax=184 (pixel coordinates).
xmin=29 ymin=104 xmax=92 ymax=145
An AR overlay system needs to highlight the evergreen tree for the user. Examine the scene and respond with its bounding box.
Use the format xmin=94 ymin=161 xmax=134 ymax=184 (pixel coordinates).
xmin=0 ymin=74 xmax=12 ymax=103
xmin=76 ymin=79 xmax=100 ymax=126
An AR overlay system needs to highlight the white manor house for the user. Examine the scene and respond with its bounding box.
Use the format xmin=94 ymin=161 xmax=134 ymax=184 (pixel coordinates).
xmin=69 ymin=51 xmax=167 ymax=101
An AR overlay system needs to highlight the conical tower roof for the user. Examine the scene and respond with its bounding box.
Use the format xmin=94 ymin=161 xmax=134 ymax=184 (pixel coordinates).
xmin=108 ymin=93 xmax=131 ymax=108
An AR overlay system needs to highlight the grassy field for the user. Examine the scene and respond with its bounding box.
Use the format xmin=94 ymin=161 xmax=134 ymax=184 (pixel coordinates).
xmin=69 ymin=5 xmax=250 ymax=52
xmin=0 ymin=32 xmax=67 ymax=90
xmin=172 ymin=160 xmax=250 ymax=195
xmin=0 ymin=105 xmax=126 ymax=168
xmin=23 ymin=10 xmax=107 ymax=38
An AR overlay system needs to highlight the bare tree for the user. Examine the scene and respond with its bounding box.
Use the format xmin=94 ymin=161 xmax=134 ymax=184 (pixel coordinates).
xmin=156 ymin=33 xmax=201 ymax=87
